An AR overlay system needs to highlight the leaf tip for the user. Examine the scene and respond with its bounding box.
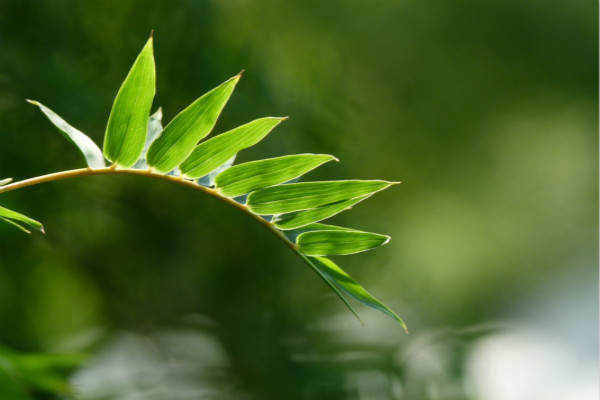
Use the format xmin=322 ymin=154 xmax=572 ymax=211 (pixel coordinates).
xmin=280 ymin=116 xmax=290 ymax=121
xmin=26 ymin=99 xmax=39 ymax=106
xmin=235 ymin=70 xmax=245 ymax=80
xmin=382 ymin=236 xmax=391 ymax=245
xmin=149 ymin=30 xmax=154 ymax=40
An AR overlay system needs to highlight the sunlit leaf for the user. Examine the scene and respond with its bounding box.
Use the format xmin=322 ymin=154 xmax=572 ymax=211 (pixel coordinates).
xmin=147 ymin=73 xmax=241 ymax=173
xmin=309 ymin=256 xmax=408 ymax=332
xmin=216 ymin=154 xmax=337 ymax=198
xmin=0 ymin=178 xmax=12 ymax=186
xmin=103 ymin=36 xmax=156 ymax=167
xmin=0 ymin=205 xmax=44 ymax=234
xmin=180 ymin=117 xmax=284 ymax=179
xmin=274 ymin=194 xmax=371 ymax=230
xmin=247 ymin=180 xmax=396 ymax=215
xmin=297 ymin=229 xmax=389 ymax=256
xmin=27 ymin=100 xmax=105 ymax=168
xmin=134 ymin=107 xmax=164 ymax=169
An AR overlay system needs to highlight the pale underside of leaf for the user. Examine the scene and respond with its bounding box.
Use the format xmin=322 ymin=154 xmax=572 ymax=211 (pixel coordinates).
xmin=180 ymin=117 xmax=284 ymax=179
xmin=0 ymin=178 xmax=13 ymax=187
xmin=308 ymin=256 xmax=408 ymax=332
xmin=215 ymin=154 xmax=337 ymax=198
xmin=197 ymin=155 xmax=236 ymax=187
xmin=103 ymin=37 xmax=156 ymax=168
xmin=134 ymin=108 xmax=164 ymax=169
xmin=147 ymin=73 xmax=241 ymax=173
xmin=0 ymin=205 xmax=44 ymax=234
xmin=274 ymin=194 xmax=372 ymax=230
xmin=247 ymin=180 xmax=396 ymax=215
xmin=27 ymin=100 xmax=105 ymax=168
xmin=297 ymin=229 xmax=390 ymax=256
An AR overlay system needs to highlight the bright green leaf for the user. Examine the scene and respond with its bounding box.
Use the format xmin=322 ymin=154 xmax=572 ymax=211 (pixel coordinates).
xmin=216 ymin=154 xmax=337 ymax=198
xmin=147 ymin=73 xmax=241 ymax=173
xmin=103 ymin=37 xmax=156 ymax=167
xmin=27 ymin=100 xmax=105 ymax=168
xmin=247 ymin=180 xmax=396 ymax=215
xmin=309 ymin=256 xmax=408 ymax=332
xmin=274 ymin=194 xmax=371 ymax=230
xmin=0 ymin=205 xmax=44 ymax=234
xmin=297 ymin=229 xmax=390 ymax=256
xmin=180 ymin=117 xmax=284 ymax=179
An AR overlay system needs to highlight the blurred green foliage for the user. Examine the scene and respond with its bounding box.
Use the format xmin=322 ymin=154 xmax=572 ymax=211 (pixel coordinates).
xmin=0 ymin=0 xmax=596 ymax=399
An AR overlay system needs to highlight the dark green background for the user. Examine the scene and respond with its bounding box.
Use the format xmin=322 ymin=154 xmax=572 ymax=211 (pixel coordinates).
xmin=0 ymin=1 xmax=597 ymax=399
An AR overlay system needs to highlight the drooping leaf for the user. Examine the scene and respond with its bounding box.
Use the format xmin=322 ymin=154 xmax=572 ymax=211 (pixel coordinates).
xmin=216 ymin=154 xmax=337 ymax=198
xmin=147 ymin=73 xmax=241 ymax=173
xmin=283 ymin=222 xmax=358 ymax=242
xmin=274 ymin=194 xmax=371 ymax=230
xmin=247 ymin=180 xmax=397 ymax=215
xmin=27 ymin=101 xmax=105 ymax=168
xmin=309 ymin=256 xmax=408 ymax=332
xmin=0 ymin=205 xmax=44 ymax=234
xmin=0 ymin=178 xmax=13 ymax=186
xmin=103 ymin=36 xmax=156 ymax=167
xmin=197 ymin=155 xmax=236 ymax=187
xmin=134 ymin=107 xmax=164 ymax=169
xmin=297 ymin=229 xmax=390 ymax=256
xmin=180 ymin=117 xmax=284 ymax=179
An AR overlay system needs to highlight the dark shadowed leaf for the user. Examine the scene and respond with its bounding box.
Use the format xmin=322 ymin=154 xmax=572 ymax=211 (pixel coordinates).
xmin=147 ymin=73 xmax=241 ymax=173
xmin=216 ymin=154 xmax=337 ymax=197
xmin=27 ymin=101 xmax=105 ymax=168
xmin=309 ymin=256 xmax=408 ymax=332
xmin=247 ymin=180 xmax=396 ymax=215
xmin=103 ymin=37 xmax=156 ymax=167
xmin=180 ymin=117 xmax=284 ymax=179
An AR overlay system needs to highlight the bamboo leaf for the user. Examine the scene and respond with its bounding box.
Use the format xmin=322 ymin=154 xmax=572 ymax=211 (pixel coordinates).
xmin=274 ymin=194 xmax=371 ymax=230
xmin=27 ymin=101 xmax=105 ymax=168
xmin=283 ymin=222 xmax=359 ymax=242
xmin=197 ymin=155 xmax=236 ymax=187
xmin=134 ymin=108 xmax=164 ymax=169
xmin=0 ymin=178 xmax=12 ymax=187
xmin=103 ymin=36 xmax=156 ymax=167
xmin=216 ymin=154 xmax=337 ymax=198
xmin=309 ymin=256 xmax=408 ymax=332
xmin=297 ymin=229 xmax=390 ymax=256
xmin=0 ymin=205 xmax=44 ymax=234
xmin=180 ymin=117 xmax=284 ymax=179
xmin=247 ymin=180 xmax=396 ymax=215
xmin=147 ymin=73 xmax=241 ymax=173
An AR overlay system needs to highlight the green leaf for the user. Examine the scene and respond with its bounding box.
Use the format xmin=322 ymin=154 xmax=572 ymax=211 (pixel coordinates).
xmin=215 ymin=154 xmax=337 ymax=198
xmin=103 ymin=36 xmax=156 ymax=168
xmin=297 ymin=229 xmax=390 ymax=256
xmin=198 ymin=155 xmax=236 ymax=187
xmin=309 ymin=256 xmax=408 ymax=332
xmin=27 ymin=100 xmax=105 ymax=168
xmin=0 ymin=205 xmax=44 ymax=234
xmin=247 ymin=180 xmax=396 ymax=215
xmin=180 ymin=117 xmax=284 ymax=179
xmin=274 ymin=194 xmax=371 ymax=230
xmin=134 ymin=107 xmax=164 ymax=169
xmin=147 ymin=73 xmax=241 ymax=173
xmin=0 ymin=178 xmax=12 ymax=186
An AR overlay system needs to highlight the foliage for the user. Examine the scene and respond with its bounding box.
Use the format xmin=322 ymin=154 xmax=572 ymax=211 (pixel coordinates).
xmin=0 ymin=36 xmax=406 ymax=334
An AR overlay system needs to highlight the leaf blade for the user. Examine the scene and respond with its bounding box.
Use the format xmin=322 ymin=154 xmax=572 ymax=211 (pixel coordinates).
xmin=27 ymin=101 xmax=105 ymax=168
xmin=0 ymin=205 xmax=44 ymax=234
xmin=247 ymin=180 xmax=396 ymax=215
xmin=297 ymin=229 xmax=390 ymax=256
xmin=134 ymin=107 xmax=164 ymax=169
xmin=180 ymin=117 xmax=284 ymax=179
xmin=274 ymin=194 xmax=371 ymax=230
xmin=103 ymin=37 xmax=156 ymax=167
xmin=216 ymin=154 xmax=337 ymax=198
xmin=309 ymin=256 xmax=408 ymax=332
xmin=147 ymin=73 xmax=241 ymax=173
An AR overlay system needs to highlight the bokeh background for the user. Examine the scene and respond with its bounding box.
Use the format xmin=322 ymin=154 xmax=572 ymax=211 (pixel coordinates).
xmin=0 ymin=1 xmax=597 ymax=399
